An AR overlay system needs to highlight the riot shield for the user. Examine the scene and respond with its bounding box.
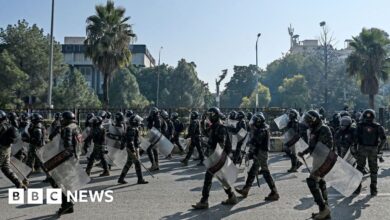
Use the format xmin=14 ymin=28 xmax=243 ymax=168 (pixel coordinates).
xmin=105 ymin=125 xmax=127 ymax=168
xmin=11 ymin=137 xmax=25 ymax=156
xmin=324 ymin=156 xmax=363 ymax=197
xmin=37 ymin=136 xmax=90 ymax=192
xmin=274 ymin=114 xmax=289 ymax=130
xmin=343 ymin=149 xmax=356 ymax=166
xmin=310 ymin=142 xmax=362 ymax=197
xmin=10 ymin=156 xmax=31 ymax=182
xmin=140 ymin=136 xmax=150 ymax=151
xmin=81 ymin=127 xmax=93 ymax=157
xmin=179 ymin=137 xmax=191 ymax=151
xmin=147 ymin=127 xmax=174 ymax=156
xmin=204 ymin=144 xmax=239 ymax=188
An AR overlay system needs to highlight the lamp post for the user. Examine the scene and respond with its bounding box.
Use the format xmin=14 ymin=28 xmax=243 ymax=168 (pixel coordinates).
xmin=47 ymin=0 xmax=55 ymax=114
xmin=255 ymin=33 xmax=261 ymax=67
xmin=156 ymin=46 xmax=163 ymax=107
xmin=320 ymin=21 xmax=328 ymax=110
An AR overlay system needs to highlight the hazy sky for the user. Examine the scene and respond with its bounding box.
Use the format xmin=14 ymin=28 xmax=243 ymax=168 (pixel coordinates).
xmin=1 ymin=0 xmax=389 ymax=92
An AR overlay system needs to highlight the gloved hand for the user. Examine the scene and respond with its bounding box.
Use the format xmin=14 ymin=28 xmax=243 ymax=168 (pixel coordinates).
xmin=378 ymin=151 xmax=384 ymax=163
xmin=297 ymin=151 xmax=305 ymax=158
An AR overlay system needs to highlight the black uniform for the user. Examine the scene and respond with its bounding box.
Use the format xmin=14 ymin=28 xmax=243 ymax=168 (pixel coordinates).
xmin=284 ymin=120 xmax=308 ymax=172
xmin=229 ymin=118 xmax=247 ymax=164
xmin=182 ymin=118 xmax=204 ymax=163
xmin=354 ymin=120 xmax=386 ymax=195
xmin=172 ymin=118 xmax=185 ymax=152
xmin=236 ymin=118 xmax=279 ymax=201
xmin=49 ymin=119 xmax=61 ymax=140
xmin=299 ymin=110 xmax=333 ymax=219
xmin=146 ymin=114 xmax=162 ymax=170
xmin=334 ymin=126 xmax=356 ymax=158
xmin=200 ymin=121 xmax=234 ymax=203
xmin=85 ymin=124 xmax=109 ymax=175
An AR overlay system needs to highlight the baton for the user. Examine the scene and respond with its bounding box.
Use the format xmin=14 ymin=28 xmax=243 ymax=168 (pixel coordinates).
xmin=139 ymin=160 xmax=155 ymax=178
xmin=256 ymin=172 xmax=261 ymax=188
xmin=299 ymin=155 xmax=311 ymax=173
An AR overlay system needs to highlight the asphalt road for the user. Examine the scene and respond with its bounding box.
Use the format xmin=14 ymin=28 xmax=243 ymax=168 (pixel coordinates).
xmin=1 ymin=152 xmax=390 ymax=220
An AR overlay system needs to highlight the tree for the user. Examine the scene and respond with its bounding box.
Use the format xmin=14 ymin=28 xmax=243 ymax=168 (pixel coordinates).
xmin=109 ymin=68 xmax=149 ymax=108
xmin=221 ymin=65 xmax=260 ymax=108
xmin=278 ymin=74 xmax=309 ymax=108
xmin=53 ymin=69 xmax=101 ymax=108
xmin=346 ymin=28 xmax=390 ymax=109
xmin=134 ymin=64 xmax=173 ymax=106
xmin=0 ymin=20 xmax=67 ymax=107
xmin=239 ymin=82 xmax=271 ymax=108
xmin=0 ymin=50 xmax=29 ymax=108
xmin=84 ymin=0 xmax=136 ymax=107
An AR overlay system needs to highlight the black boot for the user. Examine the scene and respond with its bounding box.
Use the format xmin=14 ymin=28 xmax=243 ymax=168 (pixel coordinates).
xmin=370 ymin=184 xmax=378 ymax=196
xmin=319 ymin=179 xmax=328 ymax=205
xmin=118 ymin=173 xmax=128 ymax=184
xmin=57 ymin=202 xmax=74 ymax=217
xmin=136 ymin=165 xmax=148 ymax=184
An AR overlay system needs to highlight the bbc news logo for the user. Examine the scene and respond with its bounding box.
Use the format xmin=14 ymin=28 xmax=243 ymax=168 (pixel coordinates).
xmin=9 ymin=189 xmax=114 ymax=204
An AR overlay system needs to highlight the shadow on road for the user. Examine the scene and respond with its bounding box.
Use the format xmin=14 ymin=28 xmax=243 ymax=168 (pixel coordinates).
xmin=161 ymin=200 xmax=271 ymax=220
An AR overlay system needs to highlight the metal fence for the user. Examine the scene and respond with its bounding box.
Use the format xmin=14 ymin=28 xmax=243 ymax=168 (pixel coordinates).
xmin=5 ymin=107 xmax=287 ymax=131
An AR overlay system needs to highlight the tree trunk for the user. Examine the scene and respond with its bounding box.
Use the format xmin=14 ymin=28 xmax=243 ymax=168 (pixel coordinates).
xmin=103 ymin=73 xmax=109 ymax=108
xmin=369 ymin=94 xmax=375 ymax=109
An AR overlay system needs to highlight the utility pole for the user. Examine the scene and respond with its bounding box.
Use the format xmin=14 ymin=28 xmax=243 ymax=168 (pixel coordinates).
xmin=47 ymin=0 xmax=55 ymax=115
xmin=255 ymin=33 xmax=261 ymax=67
xmin=320 ymin=21 xmax=329 ymax=110
xmin=156 ymin=46 xmax=163 ymax=107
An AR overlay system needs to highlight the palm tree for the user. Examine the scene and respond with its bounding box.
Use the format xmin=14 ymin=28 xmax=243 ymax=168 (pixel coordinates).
xmin=84 ymin=0 xmax=136 ymax=107
xmin=346 ymin=28 xmax=390 ymax=109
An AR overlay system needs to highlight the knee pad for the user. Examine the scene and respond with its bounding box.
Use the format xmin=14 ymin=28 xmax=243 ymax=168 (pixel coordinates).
xmin=318 ymin=179 xmax=326 ymax=190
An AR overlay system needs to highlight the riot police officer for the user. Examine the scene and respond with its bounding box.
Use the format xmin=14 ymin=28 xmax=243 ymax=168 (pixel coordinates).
xmin=298 ymin=110 xmax=332 ymax=220
xmin=284 ymin=109 xmax=305 ymax=172
xmin=0 ymin=110 xmax=27 ymax=190
xmin=192 ymin=107 xmax=237 ymax=209
xmin=229 ymin=111 xmax=247 ymax=164
xmin=26 ymin=113 xmax=45 ymax=172
xmin=353 ymin=109 xmax=386 ymax=196
xmin=235 ymin=112 xmax=280 ymax=201
xmin=181 ymin=111 xmax=204 ymax=166
xmin=334 ymin=116 xmax=356 ymax=158
xmin=84 ymin=116 xmax=110 ymax=177
xmin=118 ymin=114 xmax=148 ymax=185
xmin=146 ymin=107 xmax=162 ymax=171
xmin=56 ymin=111 xmax=82 ymax=216
xmin=161 ymin=110 xmax=174 ymax=159
xmin=85 ymin=113 xmax=95 ymax=129
xmin=171 ymin=112 xmax=185 ymax=153
xmin=49 ymin=112 xmax=62 ymax=140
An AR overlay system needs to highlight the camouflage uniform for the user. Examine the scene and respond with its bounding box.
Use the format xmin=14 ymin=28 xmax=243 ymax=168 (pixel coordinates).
xmin=118 ymin=124 xmax=147 ymax=184
xmin=26 ymin=122 xmax=45 ymax=171
xmin=0 ymin=121 xmax=24 ymax=188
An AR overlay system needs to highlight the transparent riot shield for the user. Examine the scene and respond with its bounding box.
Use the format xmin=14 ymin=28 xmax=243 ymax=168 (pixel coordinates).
xmin=11 ymin=137 xmax=25 ymax=156
xmin=105 ymin=125 xmax=127 ymax=168
xmin=179 ymin=137 xmax=191 ymax=151
xmin=310 ymin=142 xmax=362 ymax=197
xmin=324 ymin=157 xmax=363 ymax=197
xmin=140 ymin=136 xmax=150 ymax=151
xmin=147 ymin=127 xmax=174 ymax=156
xmin=105 ymin=137 xmax=127 ymax=168
xmin=343 ymin=148 xmax=356 ymax=166
xmin=37 ymin=136 xmax=90 ymax=192
xmin=274 ymin=114 xmax=289 ymax=130
xmin=204 ymin=144 xmax=239 ymax=188
xmin=81 ymin=127 xmax=93 ymax=157
xmin=10 ymin=156 xmax=31 ymax=182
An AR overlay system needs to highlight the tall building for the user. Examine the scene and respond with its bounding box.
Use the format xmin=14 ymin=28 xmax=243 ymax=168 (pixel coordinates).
xmin=62 ymin=36 xmax=156 ymax=94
